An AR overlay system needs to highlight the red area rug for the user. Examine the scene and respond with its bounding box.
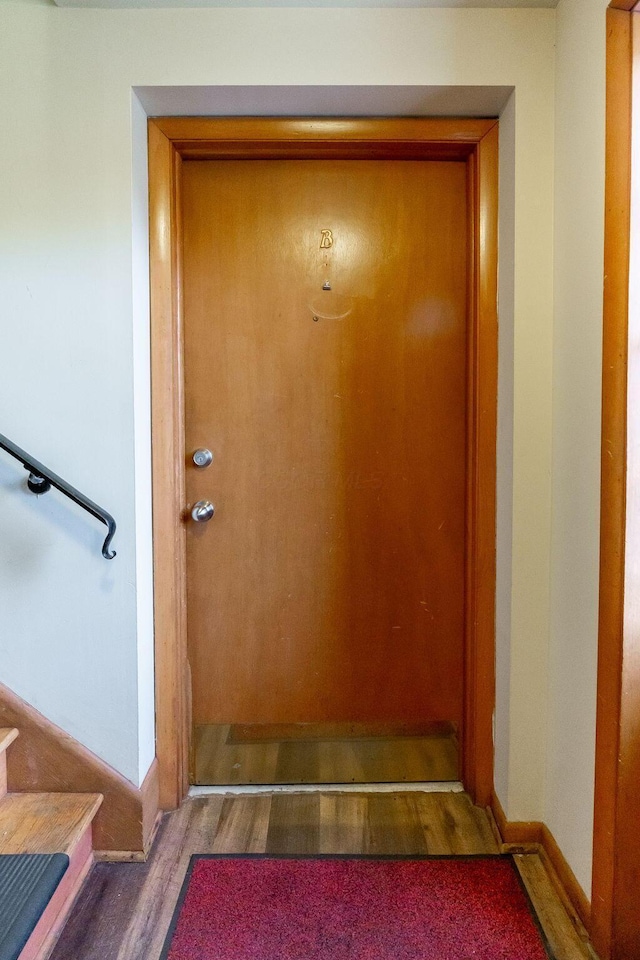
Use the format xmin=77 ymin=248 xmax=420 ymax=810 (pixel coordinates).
xmin=160 ymin=855 xmax=553 ymax=960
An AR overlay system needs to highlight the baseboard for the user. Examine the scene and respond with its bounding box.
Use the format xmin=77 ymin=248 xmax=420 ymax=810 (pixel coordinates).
xmin=0 ymin=682 xmax=159 ymax=858
xmin=538 ymin=822 xmax=591 ymax=932
xmin=489 ymin=789 xmax=543 ymax=848
xmin=489 ymin=790 xmax=591 ymax=932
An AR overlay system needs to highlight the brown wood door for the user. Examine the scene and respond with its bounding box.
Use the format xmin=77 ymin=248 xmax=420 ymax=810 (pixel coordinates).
xmin=182 ymin=158 xmax=468 ymax=737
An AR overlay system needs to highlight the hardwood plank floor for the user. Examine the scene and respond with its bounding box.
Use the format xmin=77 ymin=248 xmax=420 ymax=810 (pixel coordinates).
xmin=48 ymin=792 xmax=593 ymax=960
xmin=194 ymin=724 xmax=459 ymax=784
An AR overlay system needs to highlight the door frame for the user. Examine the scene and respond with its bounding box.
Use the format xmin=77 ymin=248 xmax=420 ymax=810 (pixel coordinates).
xmin=592 ymin=6 xmax=640 ymax=958
xmin=147 ymin=117 xmax=499 ymax=811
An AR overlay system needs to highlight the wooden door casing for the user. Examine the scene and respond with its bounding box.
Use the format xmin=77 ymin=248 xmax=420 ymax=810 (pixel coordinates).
xmin=592 ymin=7 xmax=640 ymax=959
xmin=148 ymin=118 xmax=498 ymax=810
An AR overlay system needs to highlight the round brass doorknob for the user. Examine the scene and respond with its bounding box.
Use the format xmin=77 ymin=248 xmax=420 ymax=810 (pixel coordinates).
xmin=191 ymin=500 xmax=215 ymax=523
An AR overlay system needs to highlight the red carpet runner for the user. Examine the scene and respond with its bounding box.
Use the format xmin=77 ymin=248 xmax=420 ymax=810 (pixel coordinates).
xmin=161 ymin=855 xmax=553 ymax=960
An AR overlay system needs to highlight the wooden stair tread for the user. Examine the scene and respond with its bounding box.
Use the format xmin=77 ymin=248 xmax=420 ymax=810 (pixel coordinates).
xmin=0 ymin=729 xmax=18 ymax=755
xmin=0 ymin=793 xmax=103 ymax=855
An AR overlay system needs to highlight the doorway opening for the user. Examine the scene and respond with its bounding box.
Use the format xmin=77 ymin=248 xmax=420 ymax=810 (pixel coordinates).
xmin=148 ymin=118 xmax=498 ymax=807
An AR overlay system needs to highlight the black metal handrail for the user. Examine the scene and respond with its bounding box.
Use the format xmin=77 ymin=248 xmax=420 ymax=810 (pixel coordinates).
xmin=0 ymin=432 xmax=117 ymax=560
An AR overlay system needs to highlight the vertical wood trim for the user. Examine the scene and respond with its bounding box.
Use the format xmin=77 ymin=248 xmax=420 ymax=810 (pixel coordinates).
xmin=149 ymin=120 xmax=189 ymax=810
xmin=141 ymin=758 xmax=161 ymax=851
xmin=608 ymin=1 xmax=639 ymax=12
xmin=592 ymin=9 xmax=634 ymax=960
xmin=463 ymin=124 xmax=499 ymax=806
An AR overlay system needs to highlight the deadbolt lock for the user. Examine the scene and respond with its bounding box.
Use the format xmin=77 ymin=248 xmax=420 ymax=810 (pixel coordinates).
xmin=193 ymin=448 xmax=213 ymax=468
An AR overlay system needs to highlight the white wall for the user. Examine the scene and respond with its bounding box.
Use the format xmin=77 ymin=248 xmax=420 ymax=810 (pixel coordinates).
xmin=0 ymin=0 xmax=556 ymax=811
xmin=0 ymin=0 xmax=143 ymax=782
xmin=547 ymin=0 xmax=607 ymax=898
xmin=494 ymin=91 xmax=516 ymax=808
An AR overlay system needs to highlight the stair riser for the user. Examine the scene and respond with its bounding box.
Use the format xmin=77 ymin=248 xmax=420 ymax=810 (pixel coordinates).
xmin=17 ymin=826 xmax=93 ymax=960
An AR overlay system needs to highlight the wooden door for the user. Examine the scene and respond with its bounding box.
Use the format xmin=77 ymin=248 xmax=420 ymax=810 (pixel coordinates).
xmin=182 ymin=159 xmax=468 ymax=741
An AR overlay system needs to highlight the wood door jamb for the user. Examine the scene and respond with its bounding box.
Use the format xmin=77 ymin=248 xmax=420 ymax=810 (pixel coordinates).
xmin=148 ymin=117 xmax=499 ymax=812
xmin=592 ymin=9 xmax=639 ymax=960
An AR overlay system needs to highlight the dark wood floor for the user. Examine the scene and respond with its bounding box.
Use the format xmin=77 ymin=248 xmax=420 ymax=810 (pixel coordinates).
xmin=49 ymin=792 xmax=593 ymax=960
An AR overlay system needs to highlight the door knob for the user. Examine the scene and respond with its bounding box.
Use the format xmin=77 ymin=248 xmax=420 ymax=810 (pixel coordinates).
xmin=191 ymin=500 xmax=215 ymax=523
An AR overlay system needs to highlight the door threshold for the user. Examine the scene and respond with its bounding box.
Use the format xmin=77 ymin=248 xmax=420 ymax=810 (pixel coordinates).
xmin=189 ymin=781 xmax=464 ymax=797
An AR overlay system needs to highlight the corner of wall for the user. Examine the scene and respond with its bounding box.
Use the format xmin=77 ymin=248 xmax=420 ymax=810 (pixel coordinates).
xmin=494 ymin=90 xmax=516 ymax=813
xmin=131 ymin=91 xmax=156 ymax=788
xmin=545 ymin=0 xmax=606 ymax=897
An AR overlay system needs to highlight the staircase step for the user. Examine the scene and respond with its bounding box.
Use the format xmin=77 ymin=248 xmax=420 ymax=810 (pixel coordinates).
xmin=0 ymin=853 xmax=69 ymax=960
xmin=0 ymin=794 xmax=102 ymax=960
xmin=0 ymin=793 xmax=103 ymax=856
xmin=0 ymin=730 xmax=18 ymax=800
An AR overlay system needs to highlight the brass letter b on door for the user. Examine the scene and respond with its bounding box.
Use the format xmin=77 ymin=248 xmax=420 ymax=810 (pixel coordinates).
xmin=320 ymin=229 xmax=334 ymax=249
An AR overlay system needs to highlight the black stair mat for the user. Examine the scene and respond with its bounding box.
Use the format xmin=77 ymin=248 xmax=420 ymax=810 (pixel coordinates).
xmin=0 ymin=853 xmax=69 ymax=960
